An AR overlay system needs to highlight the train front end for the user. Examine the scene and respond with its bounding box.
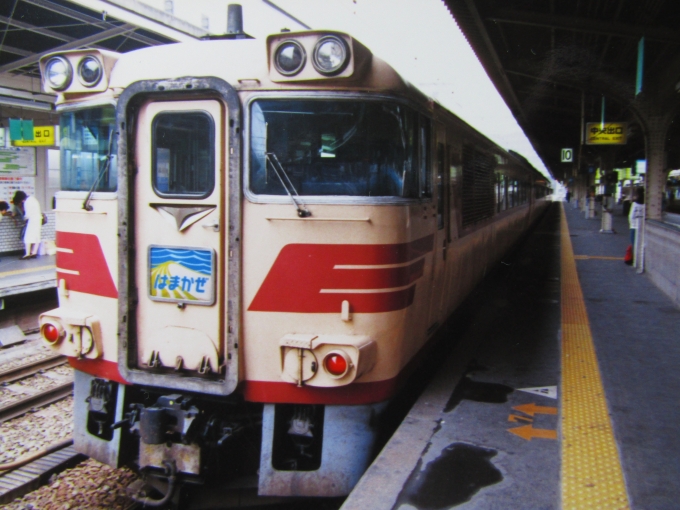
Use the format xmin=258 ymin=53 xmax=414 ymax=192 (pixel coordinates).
xmin=36 ymin=29 xmax=439 ymax=502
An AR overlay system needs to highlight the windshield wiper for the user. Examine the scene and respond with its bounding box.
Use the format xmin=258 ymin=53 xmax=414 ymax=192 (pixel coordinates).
xmin=83 ymin=129 xmax=115 ymax=211
xmin=265 ymin=152 xmax=311 ymax=218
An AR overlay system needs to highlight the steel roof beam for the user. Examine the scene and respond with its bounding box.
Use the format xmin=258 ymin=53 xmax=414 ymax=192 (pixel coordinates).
xmin=22 ymin=0 xmax=169 ymax=47
xmin=506 ymin=69 xmax=584 ymax=90
xmin=0 ymin=24 xmax=134 ymax=73
xmin=0 ymin=14 xmax=74 ymax=43
xmin=488 ymin=9 xmax=680 ymax=44
xmin=0 ymin=44 xmax=32 ymax=58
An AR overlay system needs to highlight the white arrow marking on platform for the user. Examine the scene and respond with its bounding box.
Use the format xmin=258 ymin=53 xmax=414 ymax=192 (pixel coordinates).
xmin=517 ymin=386 xmax=557 ymax=400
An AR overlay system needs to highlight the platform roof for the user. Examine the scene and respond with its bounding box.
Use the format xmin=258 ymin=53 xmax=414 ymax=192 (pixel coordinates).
xmin=0 ymin=0 xmax=186 ymax=111
xmin=443 ymin=0 xmax=680 ymax=181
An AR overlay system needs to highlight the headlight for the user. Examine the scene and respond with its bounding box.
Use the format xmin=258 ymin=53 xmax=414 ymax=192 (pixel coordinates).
xmin=45 ymin=56 xmax=72 ymax=91
xmin=274 ymin=40 xmax=306 ymax=76
xmin=312 ymin=36 xmax=350 ymax=76
xmin=78 ymin=56 xmax=103 ymax=87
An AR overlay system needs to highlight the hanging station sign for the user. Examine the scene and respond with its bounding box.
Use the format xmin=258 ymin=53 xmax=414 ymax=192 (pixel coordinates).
xmin=585 ymin=122 xmax=627 ymax=145
xmin=12 ymin=126 xmax=56 ymax=147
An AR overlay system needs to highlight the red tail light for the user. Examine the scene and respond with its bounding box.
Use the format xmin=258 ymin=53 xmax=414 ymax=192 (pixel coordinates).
xmin=324 ymin=352 xmax=349 ymax=377
xmin=42 ymin=323 xmax=62 ymax=344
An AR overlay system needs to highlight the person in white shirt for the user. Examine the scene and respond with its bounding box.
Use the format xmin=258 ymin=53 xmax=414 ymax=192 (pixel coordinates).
xmin=12 ymin=191 xmax=42 ymax=259
xmin=628 ymin=188 xmax=645 ymax=246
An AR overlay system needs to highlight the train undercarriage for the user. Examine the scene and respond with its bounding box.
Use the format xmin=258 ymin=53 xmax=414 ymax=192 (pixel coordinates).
xmin=76 ymin=371 xmax=385 ymax=507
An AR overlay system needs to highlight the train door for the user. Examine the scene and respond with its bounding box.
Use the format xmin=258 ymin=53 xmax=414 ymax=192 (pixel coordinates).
xmin=133 ymin=99 xmax=226 ymax=380
xmin=428 ymin=123 xmax=449 ymax=330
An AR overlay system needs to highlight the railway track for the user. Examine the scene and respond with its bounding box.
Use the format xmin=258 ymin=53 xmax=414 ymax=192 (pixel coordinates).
xmin=0 ymin=352 xmax=81 ymax=505
xmin=0 ymin=353 xmax=67 ymax=385
xmin=0 ymin=354 xmax=73 ymax=423
xmin=0 ymin=380 xmax=74 ymax=424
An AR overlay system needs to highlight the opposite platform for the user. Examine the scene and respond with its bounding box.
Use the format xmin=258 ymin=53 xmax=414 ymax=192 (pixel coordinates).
xmin=0 ymin=254 xmax=56 ymax=298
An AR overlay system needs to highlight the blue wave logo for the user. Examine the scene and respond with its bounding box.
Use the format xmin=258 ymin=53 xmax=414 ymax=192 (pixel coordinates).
xmin=150 ymin=248 xmax=212 ymax=275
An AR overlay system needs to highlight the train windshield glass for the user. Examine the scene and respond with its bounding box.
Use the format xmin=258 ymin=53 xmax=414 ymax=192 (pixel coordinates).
xmin=250 ymin=99 xmax=421 ymax=198
xmin=60 ymin=106 xmax=117 ymax=192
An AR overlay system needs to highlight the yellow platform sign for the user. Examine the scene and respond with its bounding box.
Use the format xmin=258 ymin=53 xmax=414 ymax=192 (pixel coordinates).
xmin=586 ymin=122 xmax=627 ymax=145
xmin=12 ymin=126 xmax=56 ymax=147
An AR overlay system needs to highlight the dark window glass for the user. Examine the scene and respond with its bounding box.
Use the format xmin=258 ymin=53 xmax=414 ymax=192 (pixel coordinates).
xmin=152 ymin=111 xmax=214 ymax=198
xmin=419 ymin=117 xmax=432 ymax=198
xmin=60 ymin=107 xmax=117 ymax=192
xmin=461 ymin=144 xmax=495 ymax=227
xmin=436 ymin=142 xmax=445 ymax=229
xmin=249 ymin=100 xmax=421 ymax=198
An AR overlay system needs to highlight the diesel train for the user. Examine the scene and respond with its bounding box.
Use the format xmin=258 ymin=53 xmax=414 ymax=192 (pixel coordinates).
xmin=38 ymin=8 xmax=550 ymax=506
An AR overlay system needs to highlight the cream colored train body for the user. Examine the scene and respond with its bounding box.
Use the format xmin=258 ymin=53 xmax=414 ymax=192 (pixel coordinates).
xmin=39 ymin=28 xmax=550 ymax=501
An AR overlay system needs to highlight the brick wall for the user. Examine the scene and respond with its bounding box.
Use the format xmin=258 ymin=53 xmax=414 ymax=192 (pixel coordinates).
xmin=0 ymin=210 xmax=55 ymax=254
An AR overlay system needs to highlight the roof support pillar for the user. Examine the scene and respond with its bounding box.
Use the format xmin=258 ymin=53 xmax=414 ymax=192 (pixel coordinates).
xmin=644 ymin=115 xmax=669 ymax=221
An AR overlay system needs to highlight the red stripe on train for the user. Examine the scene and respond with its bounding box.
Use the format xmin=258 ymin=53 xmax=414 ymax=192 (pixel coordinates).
xmin=56 ymin=231 xmax=118 ymax=298
xmin=248 ymin=235 xmax=434 ymax=313
xmin=68 ymin=357 xmax=129 ymax=385
xmin=243 ymin=379 xmax=398 ymax=405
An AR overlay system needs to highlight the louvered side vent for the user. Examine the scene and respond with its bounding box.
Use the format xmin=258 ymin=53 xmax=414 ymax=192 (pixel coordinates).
xmin=462 ymin=144 xmax=495 ymax=227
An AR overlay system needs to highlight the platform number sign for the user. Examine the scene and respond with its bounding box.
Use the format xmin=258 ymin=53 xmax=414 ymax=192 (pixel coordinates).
xmin=561 ymin=148 xmax=574 ymax=163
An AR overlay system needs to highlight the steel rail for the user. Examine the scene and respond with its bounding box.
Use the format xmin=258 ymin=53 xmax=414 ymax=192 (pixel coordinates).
xmin=0 ymin=438 xmax=73 ymax=472
xmin=0 ymin=355 xmax=67 ymax=385
xmin=0 ymin=380 xmax=73 ymax=423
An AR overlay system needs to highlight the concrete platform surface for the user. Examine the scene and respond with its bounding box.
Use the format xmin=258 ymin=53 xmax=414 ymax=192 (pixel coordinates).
xmin=0 ymin=254 xmax=56 ymax=298
xmin=342 ymin=201 xmax=680 ymax=510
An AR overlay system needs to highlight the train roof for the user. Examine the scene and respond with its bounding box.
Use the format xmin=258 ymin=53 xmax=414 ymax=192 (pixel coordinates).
xmin=42 ymin=30 xmax=546 ymax=181
xmin=45 ymin=31 xmax=429 ymax=107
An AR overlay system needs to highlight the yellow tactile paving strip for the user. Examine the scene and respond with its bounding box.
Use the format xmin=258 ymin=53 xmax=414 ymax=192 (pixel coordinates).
xmin=573 ymin=255 xmax=624 ymax=261
xmin=0 ymin=265 xmax=56 ymax=278
xmin=560 ymin=204 xmax=629 ymax=509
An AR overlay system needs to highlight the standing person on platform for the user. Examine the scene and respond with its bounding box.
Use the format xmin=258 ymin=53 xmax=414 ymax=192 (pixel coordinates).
xmin=0 ymin=202 xmax=9 ymax=262
xmin=10 ymin=193 xmax=25 ymax=219
xmin=628 ymin=187 xmax=645 ymax=246
xmin=12 ymin=191 xmax=42 ymax=259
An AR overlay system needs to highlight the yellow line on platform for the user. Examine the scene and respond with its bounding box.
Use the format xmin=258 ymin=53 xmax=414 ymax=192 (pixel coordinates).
xmin=0 ymin=265 xmax=56 ymax=278
xmin=574 ymin=255 xmax=625 ymax=261
xmin=560 ymin=204 xmax=629 ymax=509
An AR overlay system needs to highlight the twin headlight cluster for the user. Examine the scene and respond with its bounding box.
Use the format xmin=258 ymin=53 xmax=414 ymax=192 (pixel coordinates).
xmin=40 ymin=50 xmax=117 ymax=94
xmin=45 ymin=55 xmax=102 ymax=90
xmin=269 ymin=32 xmax=363 ymax=82
xmin=274 ymin=35 xmax=350 ymax=77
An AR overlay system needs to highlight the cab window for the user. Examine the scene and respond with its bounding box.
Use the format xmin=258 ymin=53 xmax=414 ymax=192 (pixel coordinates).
xmin=152 ymin=111 xmax=214 ymax=198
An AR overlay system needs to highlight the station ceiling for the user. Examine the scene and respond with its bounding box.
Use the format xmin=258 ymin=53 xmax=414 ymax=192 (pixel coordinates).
xmin=5 ymin=0 xmax=680 ymax=183
xmin=0 ymin=0 xmax=175 ymax=111
xmin=443 ymin=0 xmax=680 ymax=182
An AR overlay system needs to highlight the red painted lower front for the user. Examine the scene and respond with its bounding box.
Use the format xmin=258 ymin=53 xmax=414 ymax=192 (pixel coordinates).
xmin=68 ymin=326 xmax=440 ymax=404
xmin=242 ymin=378 xmax=399 ymax=405
xmin=68 ymin=357 xmax=129 ymax=385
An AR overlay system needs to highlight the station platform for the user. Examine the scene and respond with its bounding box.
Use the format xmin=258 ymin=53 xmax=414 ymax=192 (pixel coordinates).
xmin=342 ymin=201 xmax=680 ymax=510
xmin=0 ymin=254 xmax=57 ymax=333
xmin=0 ymin=254 xmax=56 ymax=299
